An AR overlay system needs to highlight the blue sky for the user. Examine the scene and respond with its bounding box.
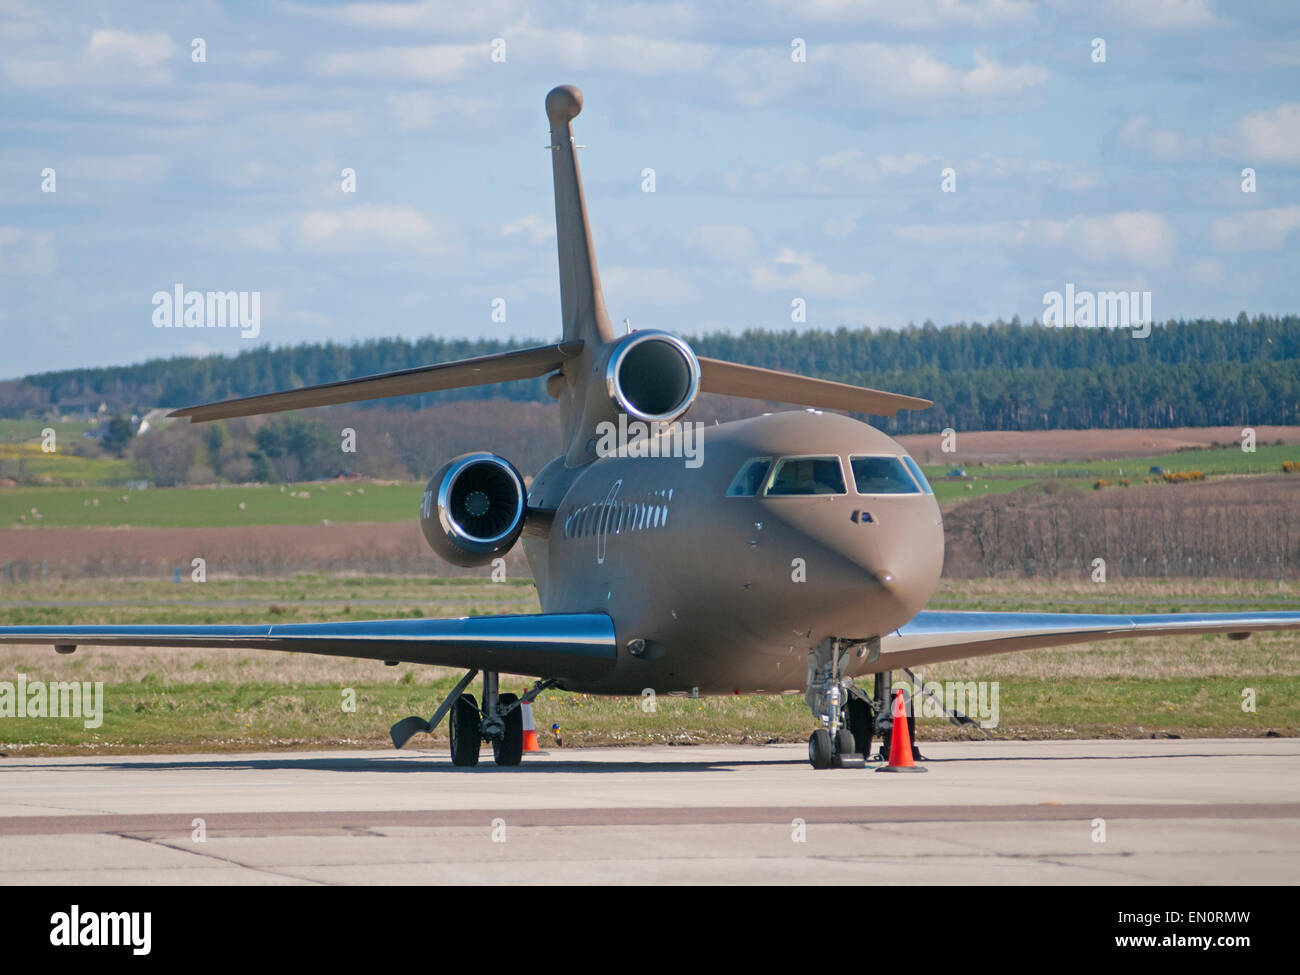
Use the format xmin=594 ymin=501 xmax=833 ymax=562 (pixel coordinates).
xmin=1 ymin=0 xmax=1298 ymax=378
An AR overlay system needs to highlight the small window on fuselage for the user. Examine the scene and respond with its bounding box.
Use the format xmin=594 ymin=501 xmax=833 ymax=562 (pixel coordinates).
xmin=725 ymin=457 xmax=772 ymax=497
xmin=850 ymin=455 xmax=922 ymax=494
xmin=764 ymin=456 xmax=846 ymax=496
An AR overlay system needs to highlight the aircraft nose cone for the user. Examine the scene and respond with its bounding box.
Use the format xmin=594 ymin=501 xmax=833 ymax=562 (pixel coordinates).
xmin=546 ymin=84 xmax=583 ymax=122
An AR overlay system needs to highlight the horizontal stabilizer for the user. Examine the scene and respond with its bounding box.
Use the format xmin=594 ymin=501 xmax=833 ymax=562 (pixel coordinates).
xmin=169 ymin=340 xmax=584 ymax=423
xmin=697 ymin=357 xmax=931 ymax=416
xmin=879 ymin=610 xmax=1300 ymax=670
xmin=0 ymin=613 xmax=617 ymax=682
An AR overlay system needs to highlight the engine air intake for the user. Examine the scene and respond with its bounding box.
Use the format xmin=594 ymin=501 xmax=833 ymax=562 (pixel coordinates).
xmin=605 ymin=330 xmax=700 ymax=424
xmin=421 ymin=453 xmax=527 ymax=566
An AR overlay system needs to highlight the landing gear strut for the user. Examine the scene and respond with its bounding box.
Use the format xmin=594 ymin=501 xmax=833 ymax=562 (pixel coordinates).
xmin=804 ymin=637 xmax=871 ymax=769
xmin=391 ymin=670 xmax=557 ymax=767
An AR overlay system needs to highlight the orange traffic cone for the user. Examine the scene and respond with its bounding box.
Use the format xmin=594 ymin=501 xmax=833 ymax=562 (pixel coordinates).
xmin=521 ymin=701 xmax=541 ymax=752
xmin=875 ymin=689 xmax=927 ymax=773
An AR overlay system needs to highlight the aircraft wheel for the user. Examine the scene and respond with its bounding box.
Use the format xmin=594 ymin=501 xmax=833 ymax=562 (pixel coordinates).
xmin=808 ymin=728 xmax=832 ymax=769
xmin=492 ymin=693 xmax=523 ymax=766
xmin=845 ymin=698 xmax=873 ymax=761
xmin=450 ymin=693 xmax=481 ymax=767
xmin=832 ymin=728 xmax=856 ymax=767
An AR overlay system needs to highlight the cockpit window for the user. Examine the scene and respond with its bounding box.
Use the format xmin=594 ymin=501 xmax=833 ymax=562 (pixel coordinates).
xmin=850 ymin=455 xmax=922 ymax=494
xmin=765 ymin=456 xmax=846 ymax=496
xmin=725 ymin=457 xmax=772 ymax=497
xmin=902 ymin=456 xmax=934 ymax=495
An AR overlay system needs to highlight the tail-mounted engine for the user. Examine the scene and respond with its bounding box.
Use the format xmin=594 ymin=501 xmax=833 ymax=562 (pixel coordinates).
xmin=420 ymin=453 xmax=527 ymax=567
xmin=604 ymin=330 xmax=700 ymax=425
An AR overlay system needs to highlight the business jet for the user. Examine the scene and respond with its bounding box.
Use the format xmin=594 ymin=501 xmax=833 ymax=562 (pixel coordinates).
xmin=4 ymin=86 xmax=1296 ymax=768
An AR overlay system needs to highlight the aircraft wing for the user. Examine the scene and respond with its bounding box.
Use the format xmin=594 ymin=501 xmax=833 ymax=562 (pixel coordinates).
xmin=0 ymin=613 xmax=617 ymax=682
xmin=168 ymin=340 xmax=584 ymax=423
xmin=878 ymin=609 xmax=1300 ymax=670
xmin=697 ymin=357 xmax=932 ymax=416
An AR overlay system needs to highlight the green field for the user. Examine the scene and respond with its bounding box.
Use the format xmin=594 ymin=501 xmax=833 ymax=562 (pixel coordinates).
xmin=0 ymin=419 xmax=92 ymax=442
xmin=0 ymin=441 xmax=139 ymax=487
xmin=0 ymin=480 xmax=420 ymax=528
xmin=0 ymin=576 xmax=1294 ymax=754
xmin=920 ymin=442 xmax=1300 ymax=503
xmin=3 ymin=440 xmax=1297 ymax=528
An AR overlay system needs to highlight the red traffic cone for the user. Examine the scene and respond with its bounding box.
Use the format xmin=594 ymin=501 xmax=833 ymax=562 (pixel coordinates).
xmin=521 ymin=701 xmax=541 ymax=752
xmin=875 ymin=689 xmax=927 ymax=773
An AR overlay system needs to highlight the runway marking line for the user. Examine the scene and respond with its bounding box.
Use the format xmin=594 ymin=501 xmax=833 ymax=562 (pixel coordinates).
xmin=0 ymin=802 xmax=1296 ymax=835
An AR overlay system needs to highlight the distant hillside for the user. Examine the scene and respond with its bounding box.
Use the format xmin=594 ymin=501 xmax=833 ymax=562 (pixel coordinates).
xmin=3 ymin=315 xmax=1299 ymax=434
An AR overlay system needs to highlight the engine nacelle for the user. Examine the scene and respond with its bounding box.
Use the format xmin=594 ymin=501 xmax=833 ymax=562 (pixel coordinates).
xmin=604 ymin=330 xmax=700 ymax=425
xmin=420 ymin=452 xmax=527 ymax=567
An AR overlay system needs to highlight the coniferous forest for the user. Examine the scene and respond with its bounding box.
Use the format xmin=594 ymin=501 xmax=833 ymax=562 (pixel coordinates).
xmin=3 ymin=315 xmax=1298 ymax=435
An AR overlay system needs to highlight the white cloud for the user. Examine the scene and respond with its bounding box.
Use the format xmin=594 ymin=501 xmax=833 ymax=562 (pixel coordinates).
xmin=500 ymin=213 xmax=554 ymax=244
xmin=386 ymin=92 xmax=501 ymax=132
xmin=1116 ymin=115 xmax=1202 ymax=162
xmin=296 ymin=205 xmax=454 ymax=254
xmin=1099 ymin=0 xmax=1220 ymax=29
xmin=900 ymin=212 xmax=1176 ymax=268
xmin=1187 ymin=258 xmax=1224 ymax=283
xmin=829 ymin=45 xmax=1046 ymax=107
xmin=86 ymin=30 xmax=175 ymax=69
xmin=723 ymin=149 xmax=1092 ymax=197
xmin=1211 ymin=206 xmax=1300 ymax=251
xmin=0 ymin=227 xmax=55 ymax=275
xmin=684 ymin=224 xmax=759 ymax=263
xmin=771 ymin=0 xmax=1037 ymax=29
xmin=749 ymin=248 xmax=869 ymax=297
xmin=822 ymin=212 xmax=861 ymax=237
xmin=1230 ymin=103 xmax=1300 ymax=166
xmin=286 ymin=0 xmax=524 ymax=33
xmin=317 ymin=44 xmax=484 ymax=82
xmin=602 ymin=266 xmax=697 ymax=304
xmin=1121 ymin=104 xmax=1300 ymax=166
xmin=62 ymin=154 xmax=170 ymax=184
xmin=5 ymin=29 xmax=176 ymax=88
xmin=200 ymin=221 xmax=284 ymax=255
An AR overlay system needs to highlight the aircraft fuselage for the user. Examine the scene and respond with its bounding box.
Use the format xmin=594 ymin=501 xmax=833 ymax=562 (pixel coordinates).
xmin=525 ymin=409 xmax=944 ymax=694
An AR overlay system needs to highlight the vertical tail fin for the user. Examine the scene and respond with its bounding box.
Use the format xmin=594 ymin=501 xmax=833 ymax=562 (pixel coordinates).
xmin=547 ymin=85 xmax=615 ymax=347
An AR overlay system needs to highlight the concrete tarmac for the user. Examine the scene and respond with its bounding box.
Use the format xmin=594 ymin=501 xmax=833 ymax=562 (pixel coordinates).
xmin=1 ymin=739 xmax=1297 ymax=884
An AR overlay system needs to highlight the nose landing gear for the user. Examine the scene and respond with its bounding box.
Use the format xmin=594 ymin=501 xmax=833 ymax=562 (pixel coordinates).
xmin=805 ymin=637 xmax=872 ymax=769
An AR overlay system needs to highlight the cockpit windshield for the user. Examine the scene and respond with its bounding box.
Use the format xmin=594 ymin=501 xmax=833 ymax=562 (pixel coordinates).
xmin=725 ymin=457 xmax=773 ymax=497
xmin=764 ymin=456 xmax=846 ymax=496
xmin=849 ymin=455 xmax=922 ymax=494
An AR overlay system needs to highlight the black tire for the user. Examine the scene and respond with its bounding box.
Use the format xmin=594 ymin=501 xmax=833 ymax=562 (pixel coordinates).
xmin=449 ymin=693 xmax=481 ymax=767
xmin=835 ymin=727 xmax=855 ymax=755
xmin=846 ymin=697 xmax=873 ymax=760
xmin=808 ymin=728 xmax=832 ymax=769
xmin=492 ymin=693 xmax=523 ymax=766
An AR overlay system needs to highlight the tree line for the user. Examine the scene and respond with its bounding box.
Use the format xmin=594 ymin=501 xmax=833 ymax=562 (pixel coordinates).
xmin=4 ymin=314 xmax=1298 ymax=434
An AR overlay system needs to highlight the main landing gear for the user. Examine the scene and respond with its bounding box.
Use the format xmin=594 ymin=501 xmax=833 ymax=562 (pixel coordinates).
xmin=391 ymin=670 xmax=557 ymax=767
